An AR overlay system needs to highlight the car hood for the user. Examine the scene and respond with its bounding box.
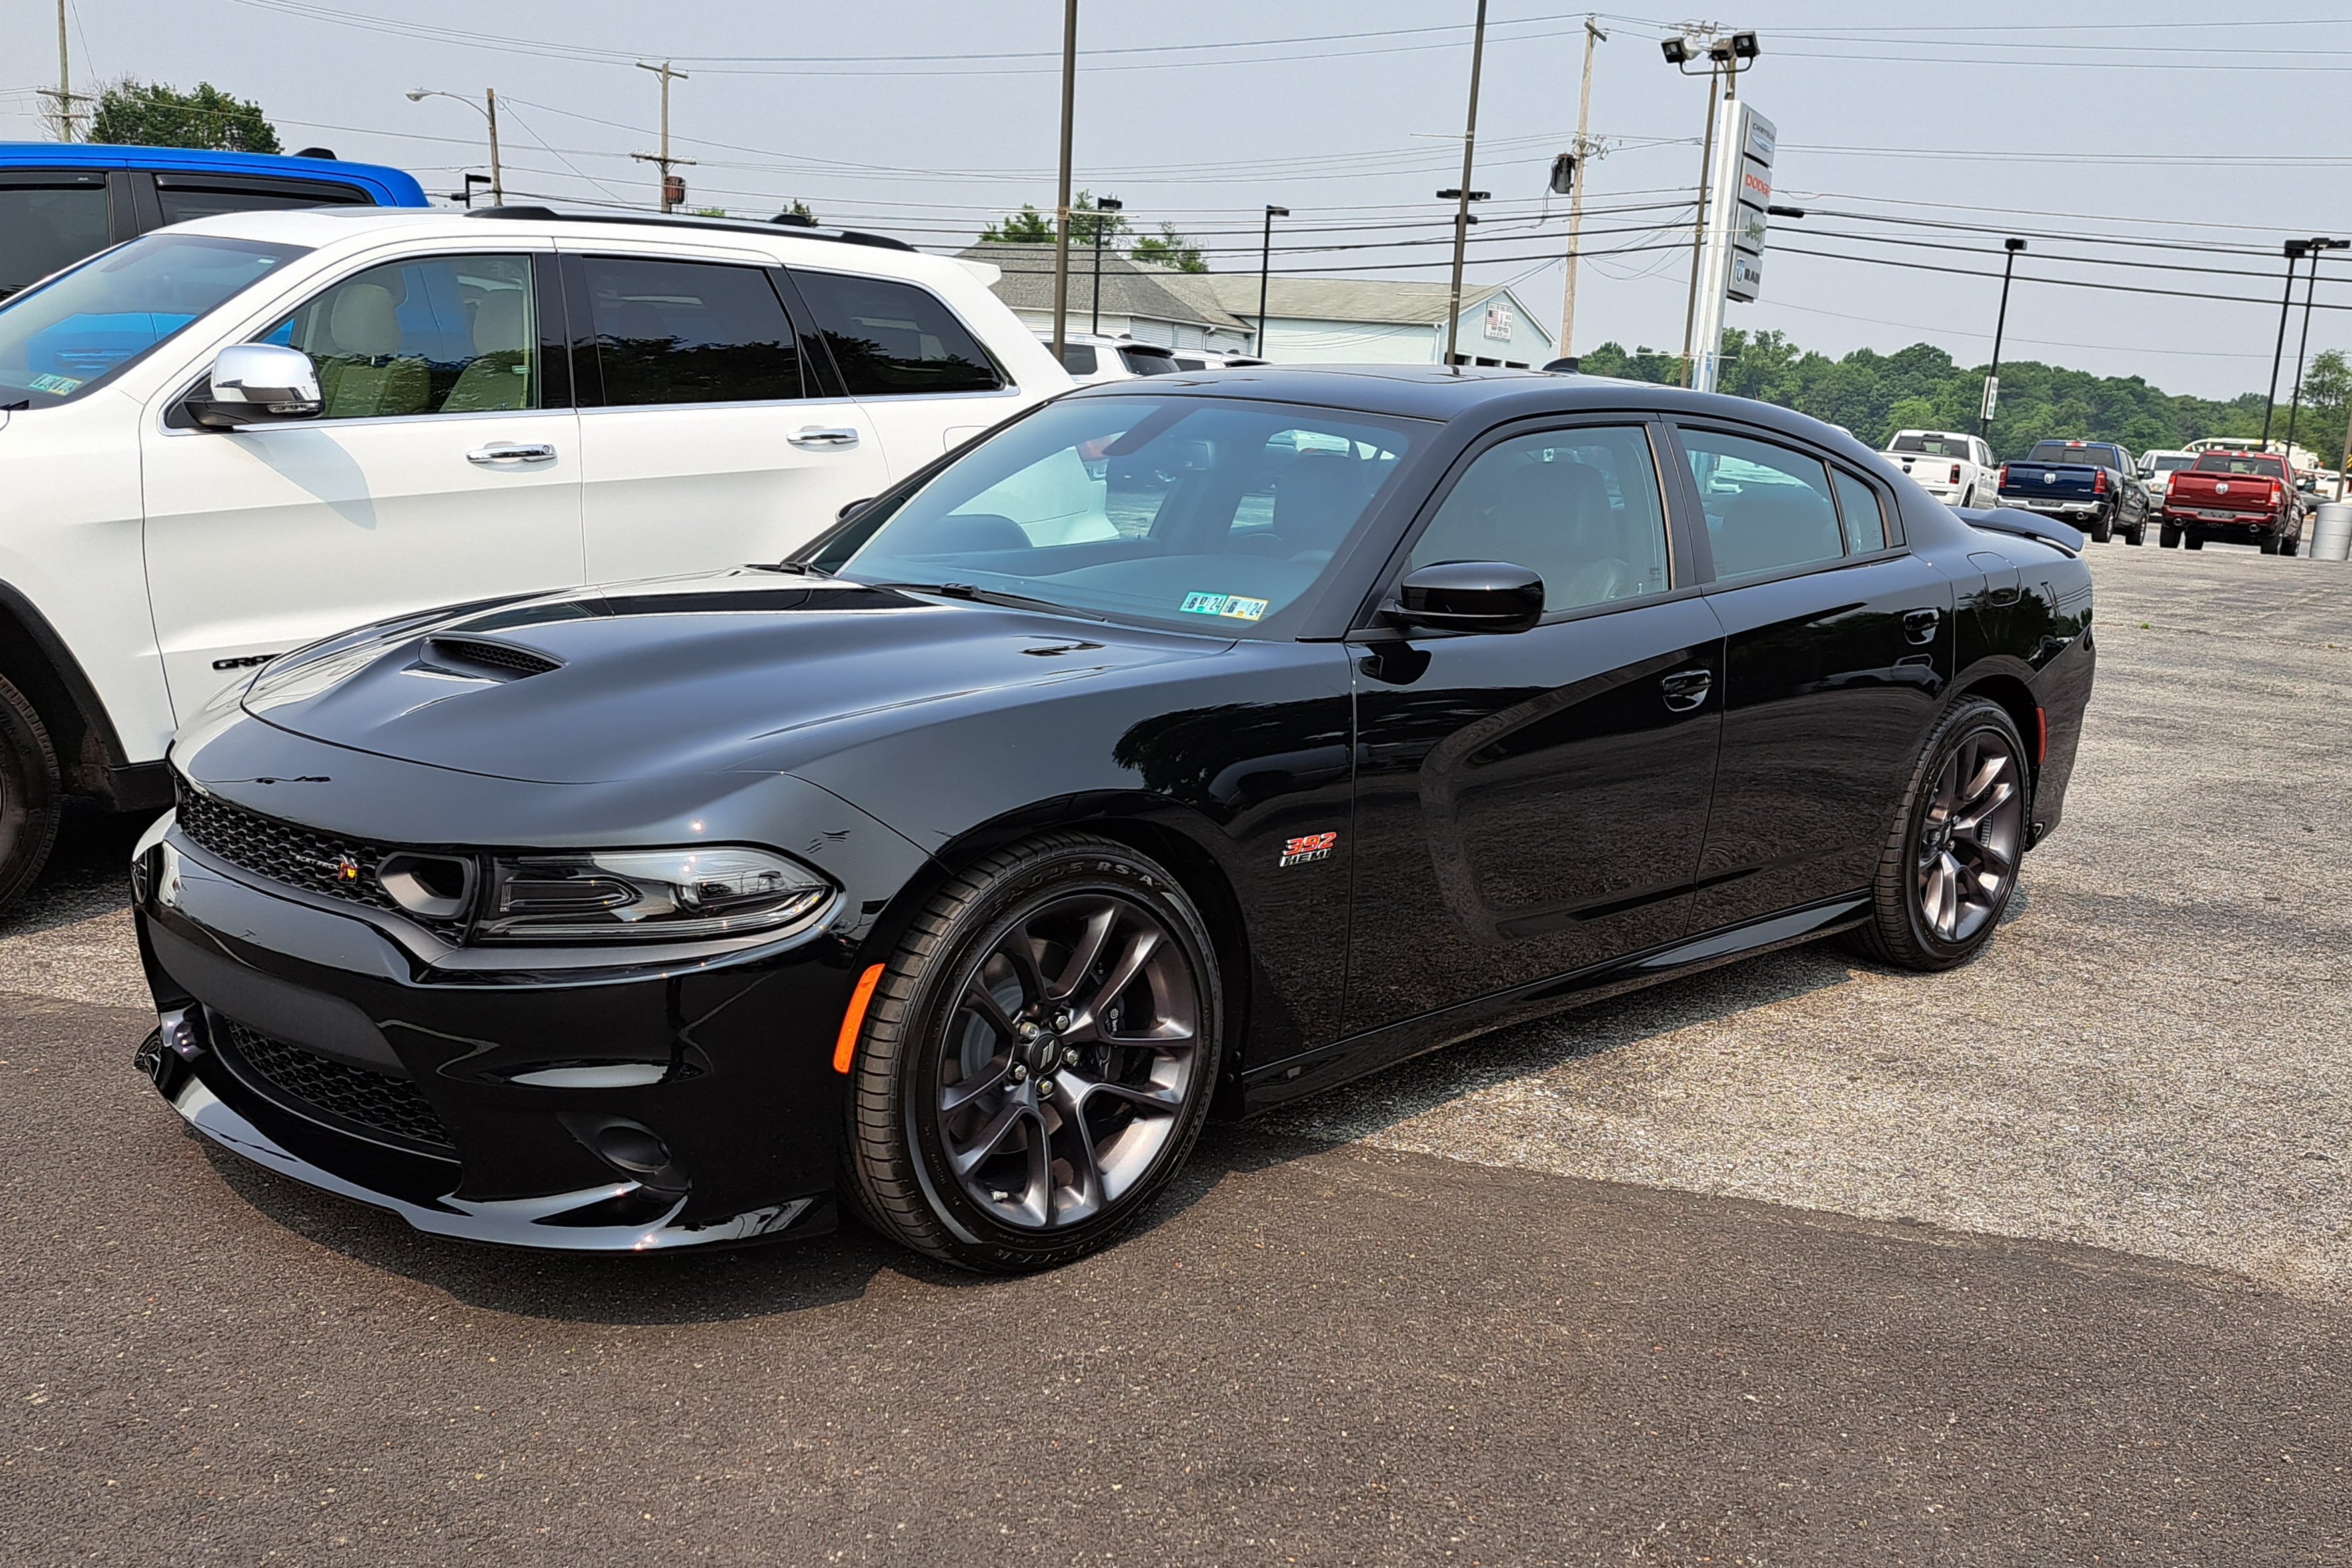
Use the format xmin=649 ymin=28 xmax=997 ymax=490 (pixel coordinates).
xmin=241 ymin=572 xmax=1233 ymax=785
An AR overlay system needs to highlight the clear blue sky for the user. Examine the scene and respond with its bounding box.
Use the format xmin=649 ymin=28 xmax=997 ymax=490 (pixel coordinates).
xmin=5 ymin=1 xmax=2346 ymax=400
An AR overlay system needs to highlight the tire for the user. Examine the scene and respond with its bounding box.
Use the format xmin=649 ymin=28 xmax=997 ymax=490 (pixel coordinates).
xmin=2280 ymin=531 xmax=2301 ymax=558
xmin=2185 ymin=534 xmax=2204 ymax=550
xmin=2260 ymin=532 xmax=2280 ymax=555
xmin=0 ymin=674 xmax=63 ymax=916
xmin=2126 ymin=514 xmax=2146 ymax=546
xmin=1847 ymin=698 xmax=2029 ymax=973
xmin=2159 ymin=522 xmax=2181 ymax=548
xmin=2088 ymin=507 xmax=2113 ymax=543
xmin=840 ymin=833 xmax=1225 ymax=1273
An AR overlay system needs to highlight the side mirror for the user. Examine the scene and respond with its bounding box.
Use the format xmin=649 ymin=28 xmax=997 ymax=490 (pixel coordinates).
xmin=1386 ymin=560 xmax=1545 ymax=635
xmin=187 ymin=343 xmax=322 ymax=429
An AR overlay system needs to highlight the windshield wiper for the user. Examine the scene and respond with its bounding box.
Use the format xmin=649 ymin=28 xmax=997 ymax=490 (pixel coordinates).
xmin=864 ymin=581 xmax=1108 ymax=620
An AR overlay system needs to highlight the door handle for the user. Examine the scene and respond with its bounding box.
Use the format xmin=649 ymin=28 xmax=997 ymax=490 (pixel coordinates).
xmin=788 ymin=426 xmax=862 ymax=450
xmin=1660 ymin=667 xmax=1712 ymax=712
xmin=467 ymin=442 xmax=556 ymax=464
xmin=1902 ymin=607 xmax=1941 ymax=644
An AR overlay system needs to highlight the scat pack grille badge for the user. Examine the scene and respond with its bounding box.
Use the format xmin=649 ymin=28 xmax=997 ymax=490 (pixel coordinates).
xmin=1278 ymin=832 xmax=1338 ymax=868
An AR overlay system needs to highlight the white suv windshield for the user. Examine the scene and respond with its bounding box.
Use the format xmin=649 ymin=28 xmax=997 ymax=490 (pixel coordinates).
xmin=0 ymin=232 xmax=307 ymax=408
xmin=814 ymin=394 xmax=1421 ymax=638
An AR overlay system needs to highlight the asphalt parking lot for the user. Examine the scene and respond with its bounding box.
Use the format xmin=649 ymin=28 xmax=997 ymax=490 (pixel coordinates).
xmin=3 ymin=543 xmax=2348 ymax=1565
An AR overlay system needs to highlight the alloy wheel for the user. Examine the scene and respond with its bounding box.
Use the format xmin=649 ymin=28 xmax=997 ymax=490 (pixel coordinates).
xmin=1914 ymin=730 xmax=2025 ymax=944
xmin=930 ymin=891 xmax=1203 ymax=1231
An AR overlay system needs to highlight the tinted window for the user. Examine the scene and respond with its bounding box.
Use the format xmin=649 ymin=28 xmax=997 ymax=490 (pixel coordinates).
xmin=2152 ymin=455 xmax=2193 ymax=472
xmin=1410 ymin=425 xmax=1670 ymax=612
xmin=1889 ymin=432 xmax=1967 ymax=458
xmin=816 ymin=394 xmax=1416 ymax=638
xmin=1060 ymin=343 xmax=1099 ymax=375
xmin=581 ymin=257 xmax=800 ymax=406
xmin=794 ymin=271 xmax=1002 ymax=395
xmin=269 ymin=253 xmax=537 ymax=419
xmin=155 ymin=178 xmax=368 ymax=226
xmin=1833 ymin=470 xmax=1888 ymax=552
xmin=0 ymin=231 xmax=304 ymax=406
xmin=1120 ymin=347 xmax=1176 ymax=376
xmin=0 ymin=180 xmax=110 ymax=296
xmin=1683 ymin=428 xmax=1845 ymax=580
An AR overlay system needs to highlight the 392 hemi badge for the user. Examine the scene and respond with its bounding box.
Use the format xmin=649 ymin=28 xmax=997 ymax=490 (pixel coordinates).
xmin=1278 ymin=832 xmax=1338 ymax=868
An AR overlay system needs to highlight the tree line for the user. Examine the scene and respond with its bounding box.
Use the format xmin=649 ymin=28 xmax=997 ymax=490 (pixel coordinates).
xmin=1580 ymin=331 xmax=2352 ymax=466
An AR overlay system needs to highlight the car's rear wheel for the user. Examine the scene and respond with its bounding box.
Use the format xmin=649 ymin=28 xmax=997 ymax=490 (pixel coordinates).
xmin=0 ymin=674 xmax=63 ymax=916
xmin=2185 ymin=533 xmax=2204 ymax=550
xmin=2279 ymin=530 xmax=2301 ymax=558
xmin=1849 ymin=698 xmax=2027 ymax=972
xmin=2159 ymin=522 xmax=2181 ymax=548
xmin=2260 ymin=531 xmax=2280 ymax=554
xmin=2087 ymin=508 xmax=2113 ymax=543
xmin=841 ymin=834 xmax=1224 ymax=1273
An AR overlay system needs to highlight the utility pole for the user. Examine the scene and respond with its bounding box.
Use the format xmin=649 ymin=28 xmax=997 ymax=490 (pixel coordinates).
xmin=1089 ymin=195 xmax=1122 ymax=336
xmin=1050 ymin=0 xmax=1079 ymax=365
xmin=1258 ymin=204 xmax=1289 ymax=359
xmin=1981 ymin=237 xmax=2025 ymax=438
xmin=1556 ymin=15 xmax=1608 ymax=363
xmin=1442 ymin=0 xmax=1492 ymax=371
xmin=632 ymin=61 xmax=694 ymax=212
xmin=2262 ymin=239 xmax=2311 ymax=454
xmin=39 ymin=0 xmax=82 ymax=142
xmin=2285 ymin=236 xmax=2347 ymax=461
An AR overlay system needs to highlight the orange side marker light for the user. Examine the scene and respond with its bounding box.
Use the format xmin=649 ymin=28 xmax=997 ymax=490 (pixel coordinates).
xmin=832 ymin=964 xmax=884 ymax=1074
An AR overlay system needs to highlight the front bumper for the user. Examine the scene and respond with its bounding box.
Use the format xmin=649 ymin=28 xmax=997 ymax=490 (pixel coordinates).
xmin=133 ymin=813 xmax=870 ymax=1251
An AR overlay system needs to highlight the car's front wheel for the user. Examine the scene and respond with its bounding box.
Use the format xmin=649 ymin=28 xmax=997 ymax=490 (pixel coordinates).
xmin=1849 ymin=698 xmax=2028 ymax=972
xmin=841 ymin=834 xmax=1224 ymax=1272
xmin=0 ymin=674 xmax=62 ymax=916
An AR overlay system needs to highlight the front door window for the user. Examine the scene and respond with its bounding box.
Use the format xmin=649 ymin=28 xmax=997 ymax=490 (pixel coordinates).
xmin=266 ymin=253 xmax=539 ymax=419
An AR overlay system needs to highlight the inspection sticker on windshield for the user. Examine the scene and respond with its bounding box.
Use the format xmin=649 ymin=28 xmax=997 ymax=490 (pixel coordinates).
xmin=25 ymin=373 xmax=81 ymax=396
xmin=1180 ymin=592 xmax=1268 ymax=622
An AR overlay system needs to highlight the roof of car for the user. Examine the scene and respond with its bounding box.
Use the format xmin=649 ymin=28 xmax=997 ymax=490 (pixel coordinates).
xmin=1062 ymin=363 xmax=1875 ymax=454
xmin=0 ymin=141 xmax=425 ymax=204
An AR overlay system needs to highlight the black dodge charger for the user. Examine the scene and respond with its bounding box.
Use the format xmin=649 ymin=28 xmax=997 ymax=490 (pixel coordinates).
xmin=134 ymin=368 xmax=2095 ymax=1271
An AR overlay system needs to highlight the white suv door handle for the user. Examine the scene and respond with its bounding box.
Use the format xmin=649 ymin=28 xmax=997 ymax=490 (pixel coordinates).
xmin=788 ymin=426 xmax=861 ymax=450
xmin=467 ymin=442 xmax=557 ymax=464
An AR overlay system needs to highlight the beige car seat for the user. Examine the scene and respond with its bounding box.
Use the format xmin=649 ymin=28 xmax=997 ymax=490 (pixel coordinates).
xmin=315 ymin=283 xmax=429 ymax=418
xmin=441 ymin=290 xmax=534 ymax=414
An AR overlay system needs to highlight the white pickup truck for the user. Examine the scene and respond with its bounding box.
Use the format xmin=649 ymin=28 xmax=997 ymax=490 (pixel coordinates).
xmin=0 ymin=205 xmax=1069 ymax=910
xmin=1882 ymin=428 xmax=1997 ymax=510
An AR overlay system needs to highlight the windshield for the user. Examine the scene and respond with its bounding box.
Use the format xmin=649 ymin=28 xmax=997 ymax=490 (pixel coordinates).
xmin=812 ymin=394 xmax=1421 ymax=637
xmin=1889 ymin=433 xmax=1967 ymax=457
xmin=0 ymin=232 xmax=307 ymax=408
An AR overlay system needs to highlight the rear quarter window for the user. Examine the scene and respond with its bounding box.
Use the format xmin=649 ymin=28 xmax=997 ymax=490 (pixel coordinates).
xmin=0 ymin=177 xmax=111 ymax=296
xmin=792 ymin=271 xmax=1004 ymax=396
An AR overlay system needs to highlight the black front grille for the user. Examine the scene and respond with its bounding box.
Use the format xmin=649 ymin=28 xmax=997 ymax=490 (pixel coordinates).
xmin=215 ymin=1016 xmax=455 ymax=1153
xmin=175 ymin=784 xmax=468 ymax=940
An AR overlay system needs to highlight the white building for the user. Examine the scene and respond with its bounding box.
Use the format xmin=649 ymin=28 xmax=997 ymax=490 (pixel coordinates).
xmin=963 ymin=243 xmax=1556 ymax=368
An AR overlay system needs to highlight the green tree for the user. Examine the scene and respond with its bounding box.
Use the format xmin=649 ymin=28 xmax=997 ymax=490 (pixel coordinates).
xmin=979 ymin=192 xmax=1126 ymax=246
xmin=88 ymin=79 xmax=279 ymax=153
xmin=2286 ymin=348 xmax=2351 ymax=465
xmin=1130 ymin=221 xmax=1206 ymax=273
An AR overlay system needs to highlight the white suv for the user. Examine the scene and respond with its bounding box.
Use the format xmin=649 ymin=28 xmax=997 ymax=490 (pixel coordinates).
xmin=0 ymin=205 xmax=1068 ymax=908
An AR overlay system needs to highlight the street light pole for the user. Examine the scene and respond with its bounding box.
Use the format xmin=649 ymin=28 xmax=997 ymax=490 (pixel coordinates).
xmin=1050 ymin=0 xmax=1080 ymax=367
xmin=1443 ymin=0 xmax=1491 ymax=372
xmin=2262 ymin=239 xmax=2312 ymax=454
xmin=1981 ymin=237 xmax=2025 ymax=438
xmin=1257 ymin=205 xmax=1288 ymax=359
xmin=1673 ymin=55 xmax=1721 ymax=387
xmin=2285 ymin=236 xmax=2346 ymax=461
xmin=407 ymin=89 xmax=504 ymax=206
xmin=1089 ymin=196 xmax=1121 ymax=337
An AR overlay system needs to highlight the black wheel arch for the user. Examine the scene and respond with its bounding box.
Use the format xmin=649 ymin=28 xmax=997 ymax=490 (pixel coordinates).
xmin=0 ymin=580 xmax=149 ymax=805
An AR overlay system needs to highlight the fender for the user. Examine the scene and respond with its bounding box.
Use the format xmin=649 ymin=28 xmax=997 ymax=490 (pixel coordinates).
xmin=0 ymin=578 xmax=165 ymax=806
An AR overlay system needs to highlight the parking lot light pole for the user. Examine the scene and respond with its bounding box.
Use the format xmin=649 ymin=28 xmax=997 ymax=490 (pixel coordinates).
xmin=1049 ymin=0 xmax=1079 ymax=367
xmin=2262 ymin=239 xmax=2313 ymax=453
xmin=1979 ymin=237 xmax=2025 ymax=438
xmin=1089 ymin=196 xmax=1121 ymax=336
xmin=407 ymin=89 xmax=503 ymax=207
xmin=1442 ymin=0 xmax=1492 ymax=373
xmin=2285 ymin=236 xmax=2347 ymax=460
xmin=1257 ymin=205 xmax=1288 ymax=359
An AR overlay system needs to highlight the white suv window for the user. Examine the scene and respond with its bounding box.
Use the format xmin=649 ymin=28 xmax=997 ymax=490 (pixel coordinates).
xmin=578 ymin=255 xmax=802 ymax=406
xmin=266 ymin=253 xmax=539 ymax=420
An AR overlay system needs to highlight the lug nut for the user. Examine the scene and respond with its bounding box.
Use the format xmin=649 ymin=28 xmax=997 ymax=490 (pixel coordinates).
xmin=1062 ymin=1047 xmax=1080 ymax=1066
xmin=1020 ymin=1022 xmax=1040 ymax=1039
xmin=1011 ymin=1064 xmax=1028 ymax=1082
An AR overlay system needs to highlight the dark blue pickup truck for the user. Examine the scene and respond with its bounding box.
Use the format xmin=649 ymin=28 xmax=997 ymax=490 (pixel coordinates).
xmin=1995 ymin=438 xmax=2151 ymax=546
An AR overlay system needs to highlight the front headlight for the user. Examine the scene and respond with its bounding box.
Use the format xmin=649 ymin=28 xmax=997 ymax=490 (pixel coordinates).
xmin=477 ymin=846 xmax=832 ymax=943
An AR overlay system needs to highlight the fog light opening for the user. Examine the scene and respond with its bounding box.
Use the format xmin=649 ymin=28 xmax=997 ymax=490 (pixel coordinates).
xmin=377 ymin=852 xmax=477 ymax=922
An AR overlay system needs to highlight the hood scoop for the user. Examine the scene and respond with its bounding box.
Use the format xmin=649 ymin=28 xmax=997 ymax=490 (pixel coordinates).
xmin=419 ymin=636 xmax=565 ymax=681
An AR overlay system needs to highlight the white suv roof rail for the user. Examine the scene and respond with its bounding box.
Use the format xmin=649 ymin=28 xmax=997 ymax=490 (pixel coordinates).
xmin=465 ymin=204 xmax=916 ymax=253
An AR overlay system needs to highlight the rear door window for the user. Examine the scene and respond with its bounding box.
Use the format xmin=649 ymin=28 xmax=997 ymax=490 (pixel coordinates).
xmin=0 ymin=175 xmax=111 ymax=297
xmin=579 ymin=255 xmax=801 ymax=406
xmin=792 ymin=271 xmax=1004 ymax=395
xmin=1680 ymin=428 xmax=1846 ymax=580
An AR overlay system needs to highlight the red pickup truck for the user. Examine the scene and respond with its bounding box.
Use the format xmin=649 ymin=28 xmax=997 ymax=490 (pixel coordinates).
xmin=2159 ymin=450 xmax=2303 ymax=554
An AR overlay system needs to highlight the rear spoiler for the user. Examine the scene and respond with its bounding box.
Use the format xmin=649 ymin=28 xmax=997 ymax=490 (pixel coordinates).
xmin=1955 ymin=505 xmax=2082 ymax=556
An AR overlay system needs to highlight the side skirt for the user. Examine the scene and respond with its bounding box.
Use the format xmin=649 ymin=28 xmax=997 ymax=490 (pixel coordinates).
xmin=1238 ymin=894 xmax=1869 ymax=1115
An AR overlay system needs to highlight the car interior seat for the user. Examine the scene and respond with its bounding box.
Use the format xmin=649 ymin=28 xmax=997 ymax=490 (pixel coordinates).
xmin=1466 ymin=460 xmax=1645 ymax=609
xmin=441 ymin=290 xmax=533 ymax=414
xmin=315 ymin=283 xmax=429 ymax=418
xmin=1714 ymin=484 xmax=1843 ymax=579
xmin=1266 ymin=451 xmax=1368 ymax=567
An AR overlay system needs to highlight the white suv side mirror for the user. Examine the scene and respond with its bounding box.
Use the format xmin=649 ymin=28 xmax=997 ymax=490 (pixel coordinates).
xmin=188 ymin=343 xmax=323 ymax=428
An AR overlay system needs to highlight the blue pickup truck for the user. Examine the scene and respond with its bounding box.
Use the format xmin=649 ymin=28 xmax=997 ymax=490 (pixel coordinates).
xmin=1995 ymin=438 xmax=2151 ymax=546
xmin=1 ymin=143 xmax=427 ymax=299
